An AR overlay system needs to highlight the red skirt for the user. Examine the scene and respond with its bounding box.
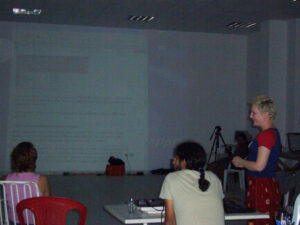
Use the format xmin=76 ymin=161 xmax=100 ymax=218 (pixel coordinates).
xmin=246 ymin=176 xmax=282 ymax=225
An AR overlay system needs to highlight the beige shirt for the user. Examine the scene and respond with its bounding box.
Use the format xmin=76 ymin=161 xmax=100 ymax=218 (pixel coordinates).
xmin=159 ymin=169 xmax=225 ymax=225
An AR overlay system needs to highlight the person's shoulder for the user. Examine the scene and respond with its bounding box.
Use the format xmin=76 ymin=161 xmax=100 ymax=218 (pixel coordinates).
xmin=162 ymin=171 xmax=177 ymax=187
xmin=257 ymin=128 xmax=276 ymax=141
xmin=25 ymin=172 xmax=42 ymax=180
xmin=38 ymin=175 xmax=48 ymax=182
xmin=205 ymin=170 xmax=222 ymax=182
xmin=164 ymin=170 xmax=186 ymax=180
xmin=165 ymin=170 xmax=180 ymax=177
xmin=259 ymin=128 xmax=276 ymax=137
xmin=3 ymin=173 xmax=16 ymax=180
xmin=205 ymin=170 xmax=218 ymax=178
xmin=256 ymin=128 xmax=279 ymax=149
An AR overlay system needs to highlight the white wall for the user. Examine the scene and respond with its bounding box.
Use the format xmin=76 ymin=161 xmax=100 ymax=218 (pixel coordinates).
xmin=294 ymin=19 xmax=300 ymax=132
xmin=246 ymin=19 xmax=300 ymax=148
xmin=0 ymin=22 xmax=248 ymax=173
xmin=147 ymin=31 xmax=248 ymax=169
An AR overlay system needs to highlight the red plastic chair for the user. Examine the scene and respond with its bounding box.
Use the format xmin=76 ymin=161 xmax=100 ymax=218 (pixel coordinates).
xmin=16 ymin=196 xmax=87 ymax=225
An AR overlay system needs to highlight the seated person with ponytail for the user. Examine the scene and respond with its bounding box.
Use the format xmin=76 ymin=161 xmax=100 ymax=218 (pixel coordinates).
xmin=159 ymin=141 xmax=225 ymax=225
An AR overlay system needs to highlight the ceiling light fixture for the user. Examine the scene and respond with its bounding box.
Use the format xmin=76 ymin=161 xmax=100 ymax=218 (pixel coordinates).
xmin=128 ymin=15 xmax=155 ymax=22
xmin=226 ymin=21 xmax=256 ymax=29
xmin=12 ymin=8 xmax=42 ymax=15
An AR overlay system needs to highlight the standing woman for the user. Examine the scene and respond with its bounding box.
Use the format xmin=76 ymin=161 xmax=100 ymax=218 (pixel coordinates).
xmin=232 ymin=95 xmax=282 ymax=225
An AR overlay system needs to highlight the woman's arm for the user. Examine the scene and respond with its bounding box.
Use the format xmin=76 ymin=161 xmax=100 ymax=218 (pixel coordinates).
xmin=164 ymin=199 xmax=176 ymax=225
xmin=38 ymin=175 xmax=51 ymax=196
xmin=232 ymin=146 xmax=271 ymax=172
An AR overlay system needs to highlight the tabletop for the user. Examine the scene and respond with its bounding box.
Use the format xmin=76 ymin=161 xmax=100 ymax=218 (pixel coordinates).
xmin=104 ymin=204 xmax=270 ymax=225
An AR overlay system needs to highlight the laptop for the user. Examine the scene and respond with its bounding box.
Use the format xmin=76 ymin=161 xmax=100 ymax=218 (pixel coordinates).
xmin=287 ymin=133 xmax=300 ymax=152
xmin=224 ymin=199 xmax=255 ymax=214
xmin=135 ymin=198 xmax=255 ymax=214
xmin=134 ymin=198 xmax=165 ymax=214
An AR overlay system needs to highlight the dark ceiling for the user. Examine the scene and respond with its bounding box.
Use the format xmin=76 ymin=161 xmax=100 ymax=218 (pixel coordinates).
xmin=0 ymin=0 xmax=300 ymax=35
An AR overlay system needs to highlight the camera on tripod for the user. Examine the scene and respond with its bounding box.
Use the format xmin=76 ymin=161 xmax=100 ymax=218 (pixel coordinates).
xmin=208 ymin=125 xmax=232 ymax=164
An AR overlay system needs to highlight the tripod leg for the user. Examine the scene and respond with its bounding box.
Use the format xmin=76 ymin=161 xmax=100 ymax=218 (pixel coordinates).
xmin=208 ymin=135 xmax=217 ymax=164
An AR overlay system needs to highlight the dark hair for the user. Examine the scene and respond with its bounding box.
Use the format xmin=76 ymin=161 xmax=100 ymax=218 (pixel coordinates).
xmin=234 ymin=131 xmax=248 ymax=142
xmin=11 ymin=142 xmax=37 ymax=172
xmin=175 ymin=141 xmax=210 ymax=191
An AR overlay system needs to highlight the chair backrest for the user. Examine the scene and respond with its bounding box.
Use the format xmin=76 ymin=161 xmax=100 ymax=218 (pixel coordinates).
xmin=0 ymin=181 xmax=40 ymax=225
xmin=287 ymin=132 xmax=300 ymax=152
xmin=16 ymin=196 xmax=87 ymax=225
xmin=292 ymin=194 xmax=300 ymax=225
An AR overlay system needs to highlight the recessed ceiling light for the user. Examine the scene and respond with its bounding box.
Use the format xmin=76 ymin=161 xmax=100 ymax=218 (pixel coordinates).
xmin=128 ymin=15 xmax=155 ymax=22
xmin=226 ymin=21 xmax=256 ymax=29
xmin=12 ymin=8 xmax=42 ymax=15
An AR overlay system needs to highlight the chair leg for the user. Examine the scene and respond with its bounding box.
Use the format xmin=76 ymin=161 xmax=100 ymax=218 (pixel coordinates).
xmin=283 ymin=192 xmax=289 ymax=208
xmin=239 ymin=171 xmax=245 ymax=191
xmin=223 ymin=171 xmax=228 ymax=192
xmin=239 ymin=172 xmax=242 ymax=190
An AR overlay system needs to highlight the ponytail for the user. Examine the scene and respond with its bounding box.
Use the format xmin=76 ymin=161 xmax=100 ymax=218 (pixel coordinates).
xmin=198 ymin=168 xmax=210 ymax=192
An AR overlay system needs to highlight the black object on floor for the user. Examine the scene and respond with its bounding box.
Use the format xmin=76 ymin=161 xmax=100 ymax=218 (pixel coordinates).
xmin=224 ymin=199 xmax=255 ymax=214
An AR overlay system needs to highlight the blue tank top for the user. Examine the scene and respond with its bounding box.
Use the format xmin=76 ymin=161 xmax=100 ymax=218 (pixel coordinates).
xmin=247 ymin=128 xmax=281 ymax=178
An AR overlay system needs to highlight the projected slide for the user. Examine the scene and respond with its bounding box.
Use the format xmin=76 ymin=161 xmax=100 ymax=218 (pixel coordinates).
xmin=6 ymin=27 xmax=148 ymax=173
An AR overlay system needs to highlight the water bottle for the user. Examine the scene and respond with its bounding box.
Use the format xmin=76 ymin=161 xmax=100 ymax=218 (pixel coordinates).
xmin=128 ymin=197 xmax=135 ymax=213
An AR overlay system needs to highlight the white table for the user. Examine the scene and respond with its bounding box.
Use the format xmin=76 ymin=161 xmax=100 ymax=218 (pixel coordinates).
xmin=104 ymin=204 xmax=270 ymax=225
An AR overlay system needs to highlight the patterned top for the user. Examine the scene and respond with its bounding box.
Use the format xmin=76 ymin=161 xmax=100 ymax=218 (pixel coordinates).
xmin=5 ymin=172 xmax=41 ymax=223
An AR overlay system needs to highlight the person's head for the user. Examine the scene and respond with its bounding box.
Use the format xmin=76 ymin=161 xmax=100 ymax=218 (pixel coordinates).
xmin=235 ymin=132 xmax=248 ymax=145
xmin=173 ymin=141 xmax=210 ymax=191
xmin=173 ymin=141 xmax=206 ymax=171
xmin=250 ymin=95 xmax=276 ymax=127
xmin=11 ymin=142 xmax=37 ymax=172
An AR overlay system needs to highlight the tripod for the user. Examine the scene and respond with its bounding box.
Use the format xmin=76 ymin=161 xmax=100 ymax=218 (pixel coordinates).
xmin=207 ymin=126 xmax=232 ymax=164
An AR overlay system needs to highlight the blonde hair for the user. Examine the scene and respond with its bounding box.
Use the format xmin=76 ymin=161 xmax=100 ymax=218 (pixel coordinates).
xmin=251 ymin=95 xmax=276 ymax=121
